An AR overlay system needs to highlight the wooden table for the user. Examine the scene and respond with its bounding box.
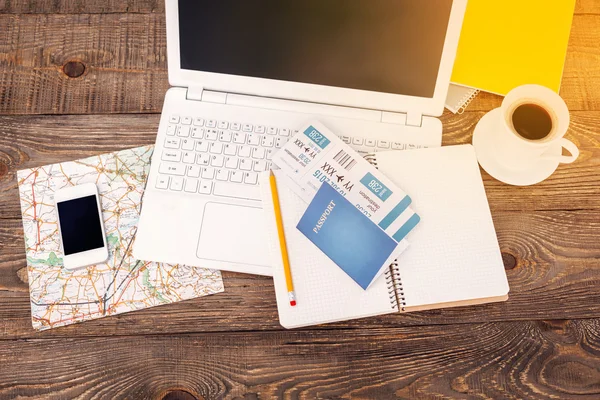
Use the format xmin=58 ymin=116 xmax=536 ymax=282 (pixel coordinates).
xmin=1 ymin=2 xmax=599 ymax=399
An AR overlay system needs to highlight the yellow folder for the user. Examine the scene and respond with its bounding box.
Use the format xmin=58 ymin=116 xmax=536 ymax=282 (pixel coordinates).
xmin=451 ymin=0 xmax=576 ymax=96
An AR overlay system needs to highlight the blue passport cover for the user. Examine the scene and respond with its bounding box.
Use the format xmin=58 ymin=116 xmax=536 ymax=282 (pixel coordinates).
xmin=296 ymin=183 xmax=399 ymax=290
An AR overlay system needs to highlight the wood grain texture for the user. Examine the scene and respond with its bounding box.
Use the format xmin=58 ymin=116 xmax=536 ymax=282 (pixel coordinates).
xmin=0 ymin=320 xmax=599 ymax=399
xmin=0 ymin=0 xmax=165 ymax=14
xmin=1 ymin=207 xmax=599 ymax=339
xmin=1 ymin=13 xmax=600 ymax=115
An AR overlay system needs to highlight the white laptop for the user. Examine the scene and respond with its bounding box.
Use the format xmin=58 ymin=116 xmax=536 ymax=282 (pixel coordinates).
xmin=134 ymin=0 xmax=467 ymax=276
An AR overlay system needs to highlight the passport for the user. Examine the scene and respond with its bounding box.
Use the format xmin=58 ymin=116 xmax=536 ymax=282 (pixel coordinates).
xmin=296 ymin=182 xmax=413 ymax=290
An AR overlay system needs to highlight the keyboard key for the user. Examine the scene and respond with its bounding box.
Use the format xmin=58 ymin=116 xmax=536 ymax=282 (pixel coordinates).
xmin=181 ymin=138 xmax=195 ymax=151
xmin=178 ymin=126 xmax=191 ymax=137
xmin=240 ymin=158 xmax=253 ymax=171
xmin=182 ymin=116 xmax=192 ymax=125
xmin=161 ymin=150 xmax=181 ymax=162
xmin=252 ymin=147 xmax=265 ymax=159
xmin=254 ymin=125 xmax=265 ymax=133
xmin=213 ymin=182 xmax=260 ymax=200
xmin=170 ymin=176 xmax=184 ymax=191
xmin=378 ymin=140 xmax=390 ymax=149
xmin=216 ymin=169 xmax=229 ymax=181
xmin=224 ymin=143 xmax=237 ymax=156
xmin=365 ymin=139 xmax=376 ymax=147
xmin=196 ymin=140 xmax=209 ymax=153
xmin=159 ymin=162 xmax=186 ymax=176
xmin=202 ymin=167 xmax=215 ymax=179
xmin=166 ymin=125 xmax=177 ymax=136
xmin=219 ymin=130 xmax=232 ymax=142
xmin=205 ymin=129 xmax=218 ymax=141
xmin=169 ymin=115 xmax=180 ymax=124
xmin=341 ymin=136 xmax=351 ymax=144
xmin=155 ymin=175 xmax=169 ymax=189
xmin=206 ymin=119 xmax=217 ymax=128
xmin=266 ymin=148 xmax=275 ymax=160
xmin=233 ymin=132 xmax=247 ymax=144
xmin=238 ymin=146 xmax=251 ymax=158
xmin=275 ymin=137 xmax=288 ymax=148
xmin=261 ymin=136 xmax=274 ymax=147
xmin=242 ymin=124 xmax=253 ymax=132
xmin=185 ymin=178 xmax=198 ymax=193
xmin=210 ymin=142 xmax=223 ymax=154
xmin=194 ymin=117 xmax=204 ymax=126
xmin=211 ymin=154 xmax=224 ymax=167
xmin=218 ymin=121 xmax=229 ymax=129
xmin=197 ymin=153 xmax=211 ymax=166
xmin=230 ymin=170 xmax=243 ymax=183
xmin=392 ymin=142 xmax=405 ymax=150
xmin=188 ymin=165 xmax=201 ymax=178
xmin=253 ymin=160 xmax=267 ymax=172
xmin=281 ymin=128 xmax=290 ymax=137
xmin=225 ymin=156 xmax=239 ymax=169
xmin=191 ymin=127 xmax=204 ymax=139
xmin=182 ymin=151 xmax=195 ymax=164
xmin=231 ymin=122 xmax=241 ymax=131
xmin=267 ymin=127 xmax=278 ymax=135
xmin=244 ymin=171 xmax=258 ymax=185
xmin=199 ymin=180 xmax=213 ymax=195
xmin=247 ymin=134 xmax=260 ymax=146
xmin=165 ymin=138 xmax=181 ymax=149
xmin=352 ymin=137 xmax=364 ymax=146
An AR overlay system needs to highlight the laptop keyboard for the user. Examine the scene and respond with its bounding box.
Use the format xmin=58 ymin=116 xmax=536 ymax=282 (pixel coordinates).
xmin=155 ymin=114 xmax=424 ymax=201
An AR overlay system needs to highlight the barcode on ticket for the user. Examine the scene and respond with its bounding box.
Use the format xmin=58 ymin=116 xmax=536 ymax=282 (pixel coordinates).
xmin=333 ymin=150 xmax=357 ymax=171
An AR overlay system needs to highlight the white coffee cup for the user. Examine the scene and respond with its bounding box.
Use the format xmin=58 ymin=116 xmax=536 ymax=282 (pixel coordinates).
xmin=494 ymin=84 xmax=578 ymax=170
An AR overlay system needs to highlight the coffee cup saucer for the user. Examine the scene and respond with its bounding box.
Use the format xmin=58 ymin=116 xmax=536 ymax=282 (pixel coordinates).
xmin=472 ymin=108 xmax=561 ymax=186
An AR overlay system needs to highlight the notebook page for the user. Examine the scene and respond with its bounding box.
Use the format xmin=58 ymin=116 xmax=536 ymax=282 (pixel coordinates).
xmin=260 ymin=171 xmax=395 ymax=329
xmin=375 ymin=145 xmax=509 ymax=308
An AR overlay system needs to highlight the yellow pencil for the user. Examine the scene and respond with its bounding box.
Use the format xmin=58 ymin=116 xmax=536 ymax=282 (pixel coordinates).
xmin=269 ymin=170 xmax=296 ymax=307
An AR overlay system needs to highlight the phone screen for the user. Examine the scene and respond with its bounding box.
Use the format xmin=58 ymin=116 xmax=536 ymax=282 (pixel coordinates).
xmin=57 ymin=195 xmax=105 ymax=255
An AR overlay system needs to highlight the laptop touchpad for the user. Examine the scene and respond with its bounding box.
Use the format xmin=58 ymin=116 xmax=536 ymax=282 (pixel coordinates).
xmin=197 ymin=202 xmax=271 ymax=267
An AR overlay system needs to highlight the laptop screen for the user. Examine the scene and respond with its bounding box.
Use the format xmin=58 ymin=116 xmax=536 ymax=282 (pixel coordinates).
xmin=178 ymin=0 xmax=453 ymax=99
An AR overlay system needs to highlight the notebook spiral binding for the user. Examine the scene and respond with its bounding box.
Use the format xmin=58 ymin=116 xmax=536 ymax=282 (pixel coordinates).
xmin=457 ymin=89 xmax=480 ymax=115
xmin=364 ymin=152 xmax=406 ymax=311
xmin=385 ymin=262 xmax=406 ymax=311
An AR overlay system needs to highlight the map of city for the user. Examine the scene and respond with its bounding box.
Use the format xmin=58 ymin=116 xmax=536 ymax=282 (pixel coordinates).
xmin=17 ymin=145 xmax=224 ymax=331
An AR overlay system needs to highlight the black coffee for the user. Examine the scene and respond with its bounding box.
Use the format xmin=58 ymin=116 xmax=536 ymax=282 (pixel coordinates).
xmin=511 ymin=103 xmax=554 ymax=141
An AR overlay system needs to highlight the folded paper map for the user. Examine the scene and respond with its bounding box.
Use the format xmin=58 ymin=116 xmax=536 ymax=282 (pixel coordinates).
xmin=17 ymin=145 xmax=224 ymax=331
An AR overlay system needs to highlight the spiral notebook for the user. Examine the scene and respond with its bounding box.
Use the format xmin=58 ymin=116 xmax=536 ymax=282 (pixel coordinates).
xmin=260 ymin=145 xmax=509 ymax=329
xmin=445 ymin=83 xmax=479 ymax=114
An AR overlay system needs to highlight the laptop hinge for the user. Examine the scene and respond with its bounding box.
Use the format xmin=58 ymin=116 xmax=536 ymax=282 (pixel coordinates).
xmin=406 ymin=112 xmax=423 ymax=128
xmin=186 ymin=87 xmax=228 ymax=104
xmin=381 ymin=111 xmax=408 ymax=126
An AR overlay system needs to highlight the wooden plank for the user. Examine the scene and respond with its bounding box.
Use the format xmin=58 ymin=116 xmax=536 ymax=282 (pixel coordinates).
xmin=0 ymin=320 xmax=599 ymax=399
xmin=0 ymin=0 xmax=164 ymax=13
xmin=1 ymin=207 xmax=599 ymax=338
xmin=0 ymin=14 xmax=599 ymax=115
xmin=1 ymin=111 xmax=598 ymax=219
xmin=0 ymin=13 xmax=169 ymax=115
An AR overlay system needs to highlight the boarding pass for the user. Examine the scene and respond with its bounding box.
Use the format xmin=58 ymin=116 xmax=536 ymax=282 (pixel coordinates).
xmin=272 ymin=121 xmax=420 ymax=242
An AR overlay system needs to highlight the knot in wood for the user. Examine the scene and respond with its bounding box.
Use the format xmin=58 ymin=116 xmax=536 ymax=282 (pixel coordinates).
xmin=501 ymin=252 xmax=517 ymax=270
xmin=161 ymin=389 xmax=202 ymax=400
xmin=62 ymin=61 xmax=86 ymax=78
